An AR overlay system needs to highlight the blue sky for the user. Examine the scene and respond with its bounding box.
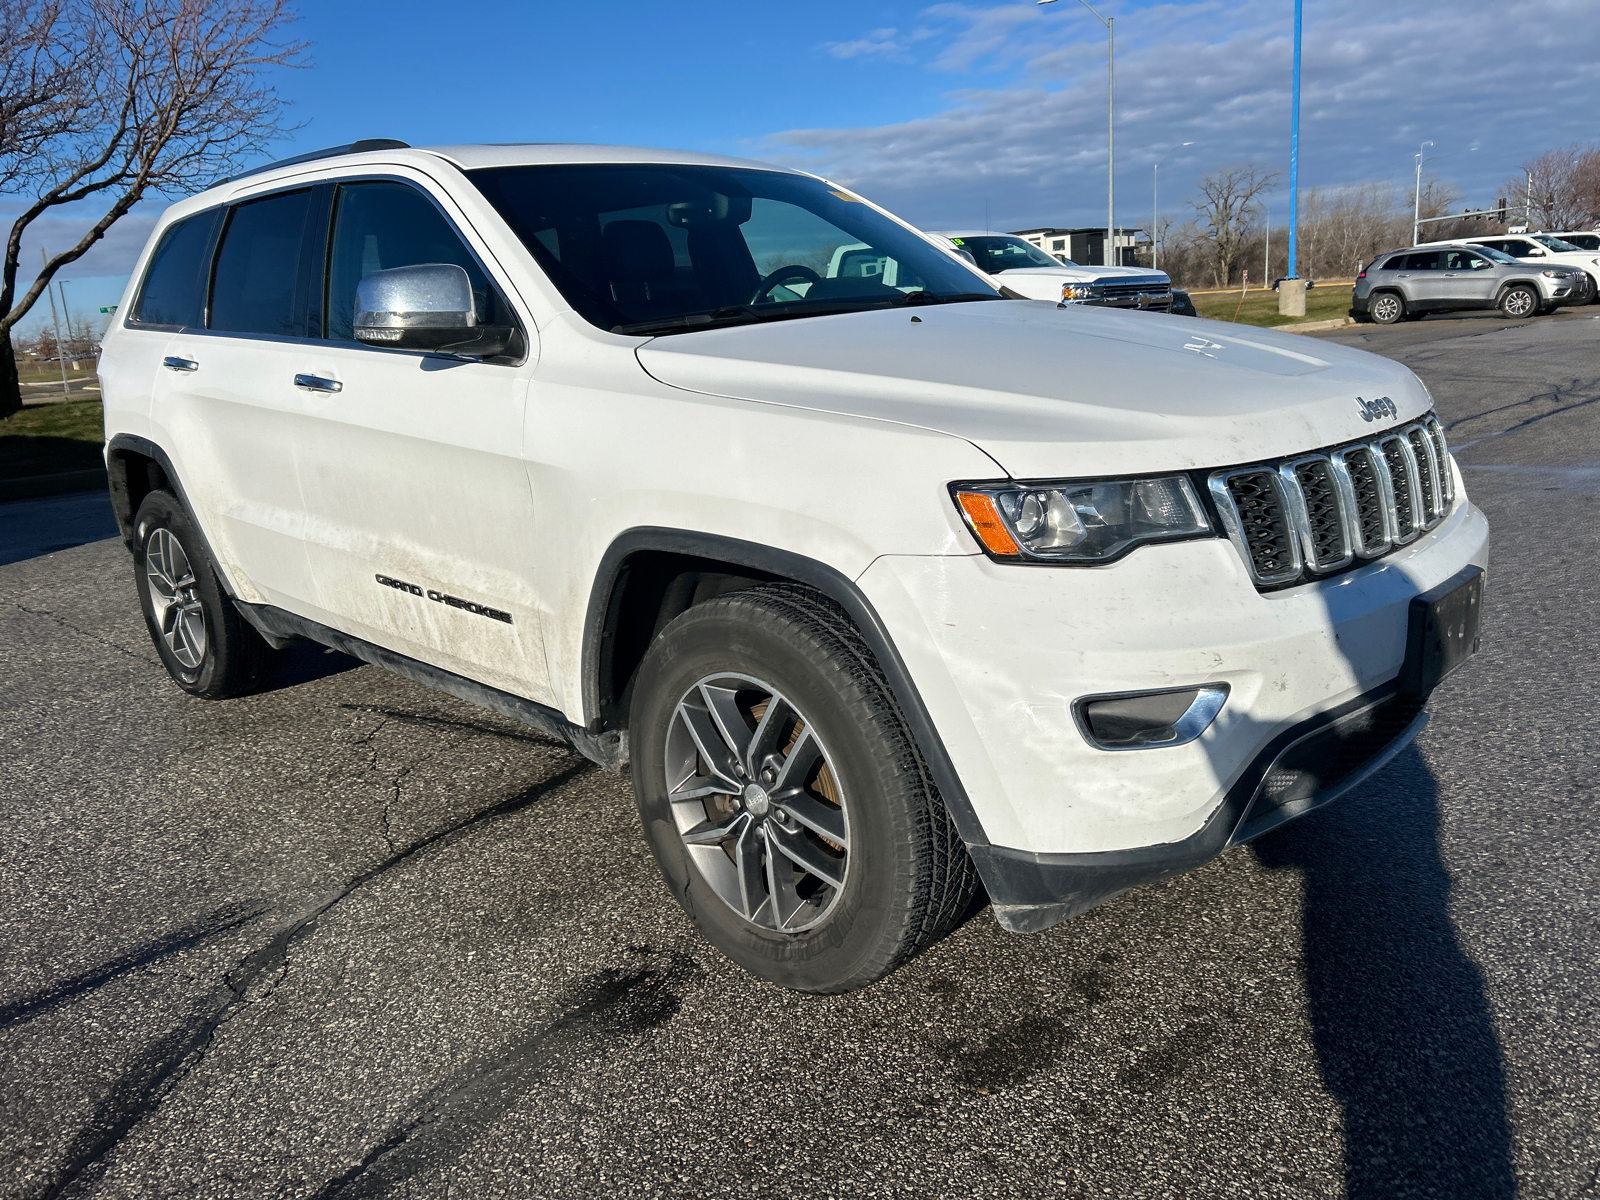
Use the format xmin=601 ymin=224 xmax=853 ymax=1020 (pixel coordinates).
xmin=12 ymin=0 xmax=1597 ymax=333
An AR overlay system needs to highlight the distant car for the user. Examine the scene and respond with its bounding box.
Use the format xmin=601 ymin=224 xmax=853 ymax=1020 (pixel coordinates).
xmin=1423 ymin=234 xmax=1599 ymax=303
xmin=926 ymin=231 xmax=1175 ymax=312
xmin=1353 ymin=244 xmax=1586 ymax=324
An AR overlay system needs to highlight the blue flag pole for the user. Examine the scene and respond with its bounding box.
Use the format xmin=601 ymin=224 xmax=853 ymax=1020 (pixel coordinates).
xmin=1287 ymin=0 xmax=1302 ymax=279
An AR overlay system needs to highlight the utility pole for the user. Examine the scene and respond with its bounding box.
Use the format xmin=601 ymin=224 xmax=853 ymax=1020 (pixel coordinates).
xmin=41 ymin=247 xmax=70 ymax=402
xmin=1279 ymin=0 xmax=1306 ymax=315
xmin=1264 ymin=210 xmax=1270 ymax=286
xmin=1412 ymin=140 xmax=1434 ymax=245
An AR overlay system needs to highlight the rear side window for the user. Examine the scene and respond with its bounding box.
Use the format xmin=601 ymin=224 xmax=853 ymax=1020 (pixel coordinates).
xmin=324 ymin=181 xmax=512 ymax=341
xmin=130 ymin=209 xmax=222 ymax=329
xmin=209 ymin=189 xmax=313 ymax=337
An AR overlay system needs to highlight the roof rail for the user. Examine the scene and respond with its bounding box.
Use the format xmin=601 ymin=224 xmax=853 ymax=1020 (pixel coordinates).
xmin=223 ymin=139 xmax=411 ymax=185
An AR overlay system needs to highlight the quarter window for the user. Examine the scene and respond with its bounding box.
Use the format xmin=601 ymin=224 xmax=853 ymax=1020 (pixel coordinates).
xmin=209 ymin=189 xmax=313 ymax=337
xmin=130 ymin=209 xmax=223 ymax=329
xmin=324 ymin=181 xmax=510 ymax=341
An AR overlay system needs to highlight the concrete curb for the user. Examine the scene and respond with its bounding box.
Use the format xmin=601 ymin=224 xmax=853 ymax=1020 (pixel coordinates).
xmin=1284 ymin=317 xmax=1357 ymax=335
xmin=0 ymin=468 xmax=108 ymax=503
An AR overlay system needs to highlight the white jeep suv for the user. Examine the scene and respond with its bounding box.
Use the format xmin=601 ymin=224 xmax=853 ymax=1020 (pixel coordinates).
xmin=99 ymin=141 xmax=1488 ymax=993
xmin=928 ymin=231 xmax=1175 ymax=311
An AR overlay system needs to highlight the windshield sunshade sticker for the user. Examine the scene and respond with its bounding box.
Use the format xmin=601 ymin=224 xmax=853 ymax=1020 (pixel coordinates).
xmin=375 ymin=574 xmax=513 ymax=625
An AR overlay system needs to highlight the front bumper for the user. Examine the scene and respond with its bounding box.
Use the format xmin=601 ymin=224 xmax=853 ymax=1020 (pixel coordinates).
xmin=856 ymin=488 xmax=1489 ymax=930
xmin=1073 ymin=292 xmax=1173 ymax=312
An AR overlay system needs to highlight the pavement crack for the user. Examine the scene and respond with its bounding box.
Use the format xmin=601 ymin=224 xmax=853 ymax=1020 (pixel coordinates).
xmin=38 ymin=760 xmax=590 ymax=1200
xmin=1445 ymin=379 xmax=1600 ymax=450
xmin=13 ymin=601 xmax=147 ymax=663
xmin=0 ymin=903 xmax=265 ymax=1031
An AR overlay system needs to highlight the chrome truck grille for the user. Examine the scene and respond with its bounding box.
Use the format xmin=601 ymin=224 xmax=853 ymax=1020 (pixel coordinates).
xmin=1208 ymin=414 xmax=1456 ymax=589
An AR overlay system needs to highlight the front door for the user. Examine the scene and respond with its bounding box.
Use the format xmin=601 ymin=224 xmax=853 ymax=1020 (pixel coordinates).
xmin=1438 ymin=249 xmax=1499 ymax=307
xmin=287 ymin=177 xmax=553 ymax=704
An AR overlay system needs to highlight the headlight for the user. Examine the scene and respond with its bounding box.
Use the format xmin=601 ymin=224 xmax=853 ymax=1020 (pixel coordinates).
xmin=1061 ymin=282 xmax=1103 ymax=302
xmin=1542 ymin=269 xmax=1572 ymax=278
xmin=952 ymin=476 xmax=1212 ymax=564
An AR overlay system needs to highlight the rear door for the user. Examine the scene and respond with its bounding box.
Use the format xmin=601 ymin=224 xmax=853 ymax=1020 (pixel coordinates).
xmin=152 ymin=186 xmax=322 ymax=609
xmin=1397 ymin=251 xmax=1444 ymax=307
xmin=285 ymin=175 xmax=553 ymax=703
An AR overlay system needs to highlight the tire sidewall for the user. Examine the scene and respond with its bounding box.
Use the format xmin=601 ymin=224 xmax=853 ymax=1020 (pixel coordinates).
xmin=630 ymin=602 xmax=919 ymax=992
xmin=1370 ymin=292 xmax=1403 ymax=324
xmin=133 ymin=491 xmax=227 ymax=695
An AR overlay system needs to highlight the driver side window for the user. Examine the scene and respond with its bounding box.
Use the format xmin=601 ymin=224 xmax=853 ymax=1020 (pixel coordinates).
xmin=324 ymin=180 xmax=511 ymax=342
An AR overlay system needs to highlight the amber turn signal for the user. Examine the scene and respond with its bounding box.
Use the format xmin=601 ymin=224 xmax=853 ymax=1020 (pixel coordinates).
xmin=955 ymin=491 xmax=1022 ymax=557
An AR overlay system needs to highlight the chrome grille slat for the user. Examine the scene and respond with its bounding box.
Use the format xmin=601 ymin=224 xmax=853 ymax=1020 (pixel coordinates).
xmin=1210 ymin=411 xmax=1455 ymax=590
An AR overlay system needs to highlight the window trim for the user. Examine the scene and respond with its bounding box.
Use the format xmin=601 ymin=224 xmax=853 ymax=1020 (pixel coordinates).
xmin=313 ymin=172 xmax=530 ymax=366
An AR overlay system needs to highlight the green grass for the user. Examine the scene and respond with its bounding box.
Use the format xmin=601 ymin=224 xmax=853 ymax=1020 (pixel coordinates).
xmin=1192 ymin=285 xmax=1353 ymax=327
xmin=0 ymin=399 xmax=105 ymax=480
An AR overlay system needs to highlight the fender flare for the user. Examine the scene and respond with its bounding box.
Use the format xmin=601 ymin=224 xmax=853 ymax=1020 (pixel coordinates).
xmin=582 ymin=527 xmax=991 ymax=849
xmin=105 ymin=433 xmax=243 ymax=600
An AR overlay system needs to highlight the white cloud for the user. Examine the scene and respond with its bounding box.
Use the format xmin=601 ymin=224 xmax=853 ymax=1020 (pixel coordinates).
xmin=775 ymin=0 xmax=1600 ymax=233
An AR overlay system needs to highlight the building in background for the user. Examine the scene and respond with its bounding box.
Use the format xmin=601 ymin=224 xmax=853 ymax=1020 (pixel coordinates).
xmin=1012 ymin=227 xmax=1149 ymax=267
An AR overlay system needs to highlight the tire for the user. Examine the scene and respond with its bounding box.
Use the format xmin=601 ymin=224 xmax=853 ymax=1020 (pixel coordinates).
xmin=628 ymin=583 xmax=979 ymax=993
xmin=1368 ymin=292 xmax=1404 ymax=324
xmin=1499 ymin=284 xmax=1538 ymax=319
xmin=133 ymin=490 xmax=279 ymax=699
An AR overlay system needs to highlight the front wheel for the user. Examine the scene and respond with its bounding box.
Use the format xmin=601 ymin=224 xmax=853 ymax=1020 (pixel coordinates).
xmin=1368 ymin=292 xmax=1404 ymax=324
xmin=1499 ymin=284 xmax=1538 ymax=319
xmin=628 ymin=584 xmax=978 ymax=993
xmin=133 ymin=490 xmax=279 ymax=699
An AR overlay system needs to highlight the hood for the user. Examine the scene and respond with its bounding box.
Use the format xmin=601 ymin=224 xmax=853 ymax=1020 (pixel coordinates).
xmin=996 ymin=264 xmax=1171 ymax=284
xmin=634 ymin=300 xmax=1433 ymax=479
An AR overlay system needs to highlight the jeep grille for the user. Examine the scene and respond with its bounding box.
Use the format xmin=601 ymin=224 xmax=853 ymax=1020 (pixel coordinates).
xmin=1209 ymin=415 xmax=1454 ymax=590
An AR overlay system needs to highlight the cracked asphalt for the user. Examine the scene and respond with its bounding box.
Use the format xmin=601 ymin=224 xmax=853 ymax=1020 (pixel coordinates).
xmin=2 ymin=311 xmax=1598 ymax=1199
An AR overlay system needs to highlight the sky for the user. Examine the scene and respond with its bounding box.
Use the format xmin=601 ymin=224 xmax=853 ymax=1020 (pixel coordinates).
xmin=9 ymin=0 xmax=1597 ymax=335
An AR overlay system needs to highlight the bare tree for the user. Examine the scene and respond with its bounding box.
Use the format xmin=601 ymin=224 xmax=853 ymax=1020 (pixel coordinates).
xmin=1 ymin=0 xmax=305 ymax=418
xmin=1189 ymin=165 xmax=1279 ymax=288
xmin=1505 ymin=144 xmax=1600 ymax=230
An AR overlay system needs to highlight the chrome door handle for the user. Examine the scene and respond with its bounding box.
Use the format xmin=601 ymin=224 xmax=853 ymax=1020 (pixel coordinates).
xmin=163 ymin=356 xmax=198 ymax=372
xmin=293 ymin=373 xmax=342 ymax=393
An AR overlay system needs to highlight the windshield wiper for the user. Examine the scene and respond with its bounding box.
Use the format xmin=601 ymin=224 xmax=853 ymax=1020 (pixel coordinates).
xmin=898 ymin=291 xmax=1004 ymax=306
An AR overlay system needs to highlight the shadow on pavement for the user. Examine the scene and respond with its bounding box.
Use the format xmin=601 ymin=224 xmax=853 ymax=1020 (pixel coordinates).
xmin=264 ymin=639 xmax=363 ymax=691
xmin=0 ymin=490 xmax=120 ymax=566
xmin=1253 ymin=745 xmax=1515 ymax=1199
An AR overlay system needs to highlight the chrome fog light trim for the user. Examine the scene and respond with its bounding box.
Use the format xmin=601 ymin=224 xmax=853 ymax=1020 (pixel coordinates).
xmin=1073 ymin=683 xmax=1230 ymax=751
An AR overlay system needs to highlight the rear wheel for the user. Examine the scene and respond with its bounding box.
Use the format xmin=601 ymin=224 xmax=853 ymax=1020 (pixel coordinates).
xmin=1369 ymin=292 xmax=1404 ymax=324
xmin=1499 ymin=284 xmax=1538 ymax=319
xmin=628 ymin=584 xmax=978 ymax=993
xmin=133 ymin=490 xmax=279 ymax=698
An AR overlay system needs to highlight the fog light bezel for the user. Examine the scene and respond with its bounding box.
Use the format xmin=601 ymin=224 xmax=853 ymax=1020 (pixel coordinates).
xmin=1072 ymin=683 xmax=1231 ymax=752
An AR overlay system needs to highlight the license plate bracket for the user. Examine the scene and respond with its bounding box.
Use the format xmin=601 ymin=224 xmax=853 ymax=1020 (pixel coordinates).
xmin=1400 ymin=565 xmax=1484 ymax=697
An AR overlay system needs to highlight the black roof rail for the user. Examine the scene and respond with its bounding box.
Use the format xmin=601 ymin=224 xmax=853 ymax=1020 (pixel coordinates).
xmin=223 ymin=139 xmax=411 ymax=185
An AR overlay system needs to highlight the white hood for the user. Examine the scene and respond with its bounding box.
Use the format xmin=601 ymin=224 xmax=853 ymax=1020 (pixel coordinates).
xmin=635 ymin=300 xmax=1433 ymax=479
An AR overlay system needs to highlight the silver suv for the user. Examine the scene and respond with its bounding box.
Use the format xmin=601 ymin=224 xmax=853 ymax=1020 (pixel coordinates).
xmin=1354 ymin=244 xmax=1586 ymax=324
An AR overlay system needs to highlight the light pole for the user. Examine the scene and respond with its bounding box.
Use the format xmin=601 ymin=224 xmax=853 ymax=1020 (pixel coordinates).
xmin=40 ymin=247 xmax=70 ymax=401
xmin=1411 ymin=140 xmax=1434 ymax=245
xmin=1039 ymin=0 xmax=1114 ymax=266
xmin=1286 ymin=0 xmax=1302 ymax=281
xmin=1152 ymin=142 xmax=1193 ymax=270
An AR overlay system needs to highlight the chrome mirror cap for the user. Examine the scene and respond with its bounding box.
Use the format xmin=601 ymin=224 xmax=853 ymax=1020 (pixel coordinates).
xmin=355 ymin=263 xmax=476 ymax=337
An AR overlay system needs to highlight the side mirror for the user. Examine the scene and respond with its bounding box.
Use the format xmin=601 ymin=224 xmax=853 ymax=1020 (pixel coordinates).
xmin=354 ymin=263 xmax=516 ymax=356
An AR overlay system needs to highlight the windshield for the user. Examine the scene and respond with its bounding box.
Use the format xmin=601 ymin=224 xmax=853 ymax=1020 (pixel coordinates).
xmin=1533 ymin=234 xmax=1580 ymax=251
xmin=467 ymin=164 xmax=1001 ymax=334
xmin=947 ymin=234 xmax=1067 ymax=273
xmin=1473 ymin=245 xmax=1521 ymax=263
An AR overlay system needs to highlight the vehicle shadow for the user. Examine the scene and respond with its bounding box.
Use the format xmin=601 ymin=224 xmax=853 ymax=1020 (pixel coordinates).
xmin=261 ymin=639 xmax=362 ymax=692
xmin=1251 ymin=743 xmax=1515 ymax=1199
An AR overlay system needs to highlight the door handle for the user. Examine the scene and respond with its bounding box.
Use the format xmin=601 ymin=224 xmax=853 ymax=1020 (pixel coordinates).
xmin=163 ymin=356 xmax=198 ymax=372
xmin=294 ymin=373 xmax=342 ymax=393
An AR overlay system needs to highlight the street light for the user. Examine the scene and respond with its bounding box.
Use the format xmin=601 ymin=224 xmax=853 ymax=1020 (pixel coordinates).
xmin=1039 ymin=0 xmax=1115 ymax=266
xmin=1412 ymin=140 xmax=1434 ymax=245
xmin=1152 ymin=142 xmax=1193 ymax=270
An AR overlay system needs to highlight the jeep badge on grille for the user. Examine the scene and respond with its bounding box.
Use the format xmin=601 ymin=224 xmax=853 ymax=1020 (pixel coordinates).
xmin=1355 ymin=396 xmax=1398 ymax=422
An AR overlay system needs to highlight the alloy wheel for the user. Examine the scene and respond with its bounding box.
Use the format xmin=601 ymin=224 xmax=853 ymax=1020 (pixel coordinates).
xmin=1372 ymin=294 xmax=1401 ymax=323
xmin=145 ymin=527 xmax=207 ymax=669
xmin=664 ymin=673 xmax=850 ymax=932
xmin=1504 ymin=289 xmax=1534 ymax=317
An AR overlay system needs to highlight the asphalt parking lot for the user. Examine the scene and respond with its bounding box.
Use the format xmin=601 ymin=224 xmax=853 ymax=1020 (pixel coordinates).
xmin=2 ymin=310 xmax=1598 ymax=1199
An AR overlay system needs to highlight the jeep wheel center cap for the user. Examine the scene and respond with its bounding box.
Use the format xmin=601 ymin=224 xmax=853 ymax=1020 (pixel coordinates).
xmin=742 ymin=783 xmax=771 ymax=818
